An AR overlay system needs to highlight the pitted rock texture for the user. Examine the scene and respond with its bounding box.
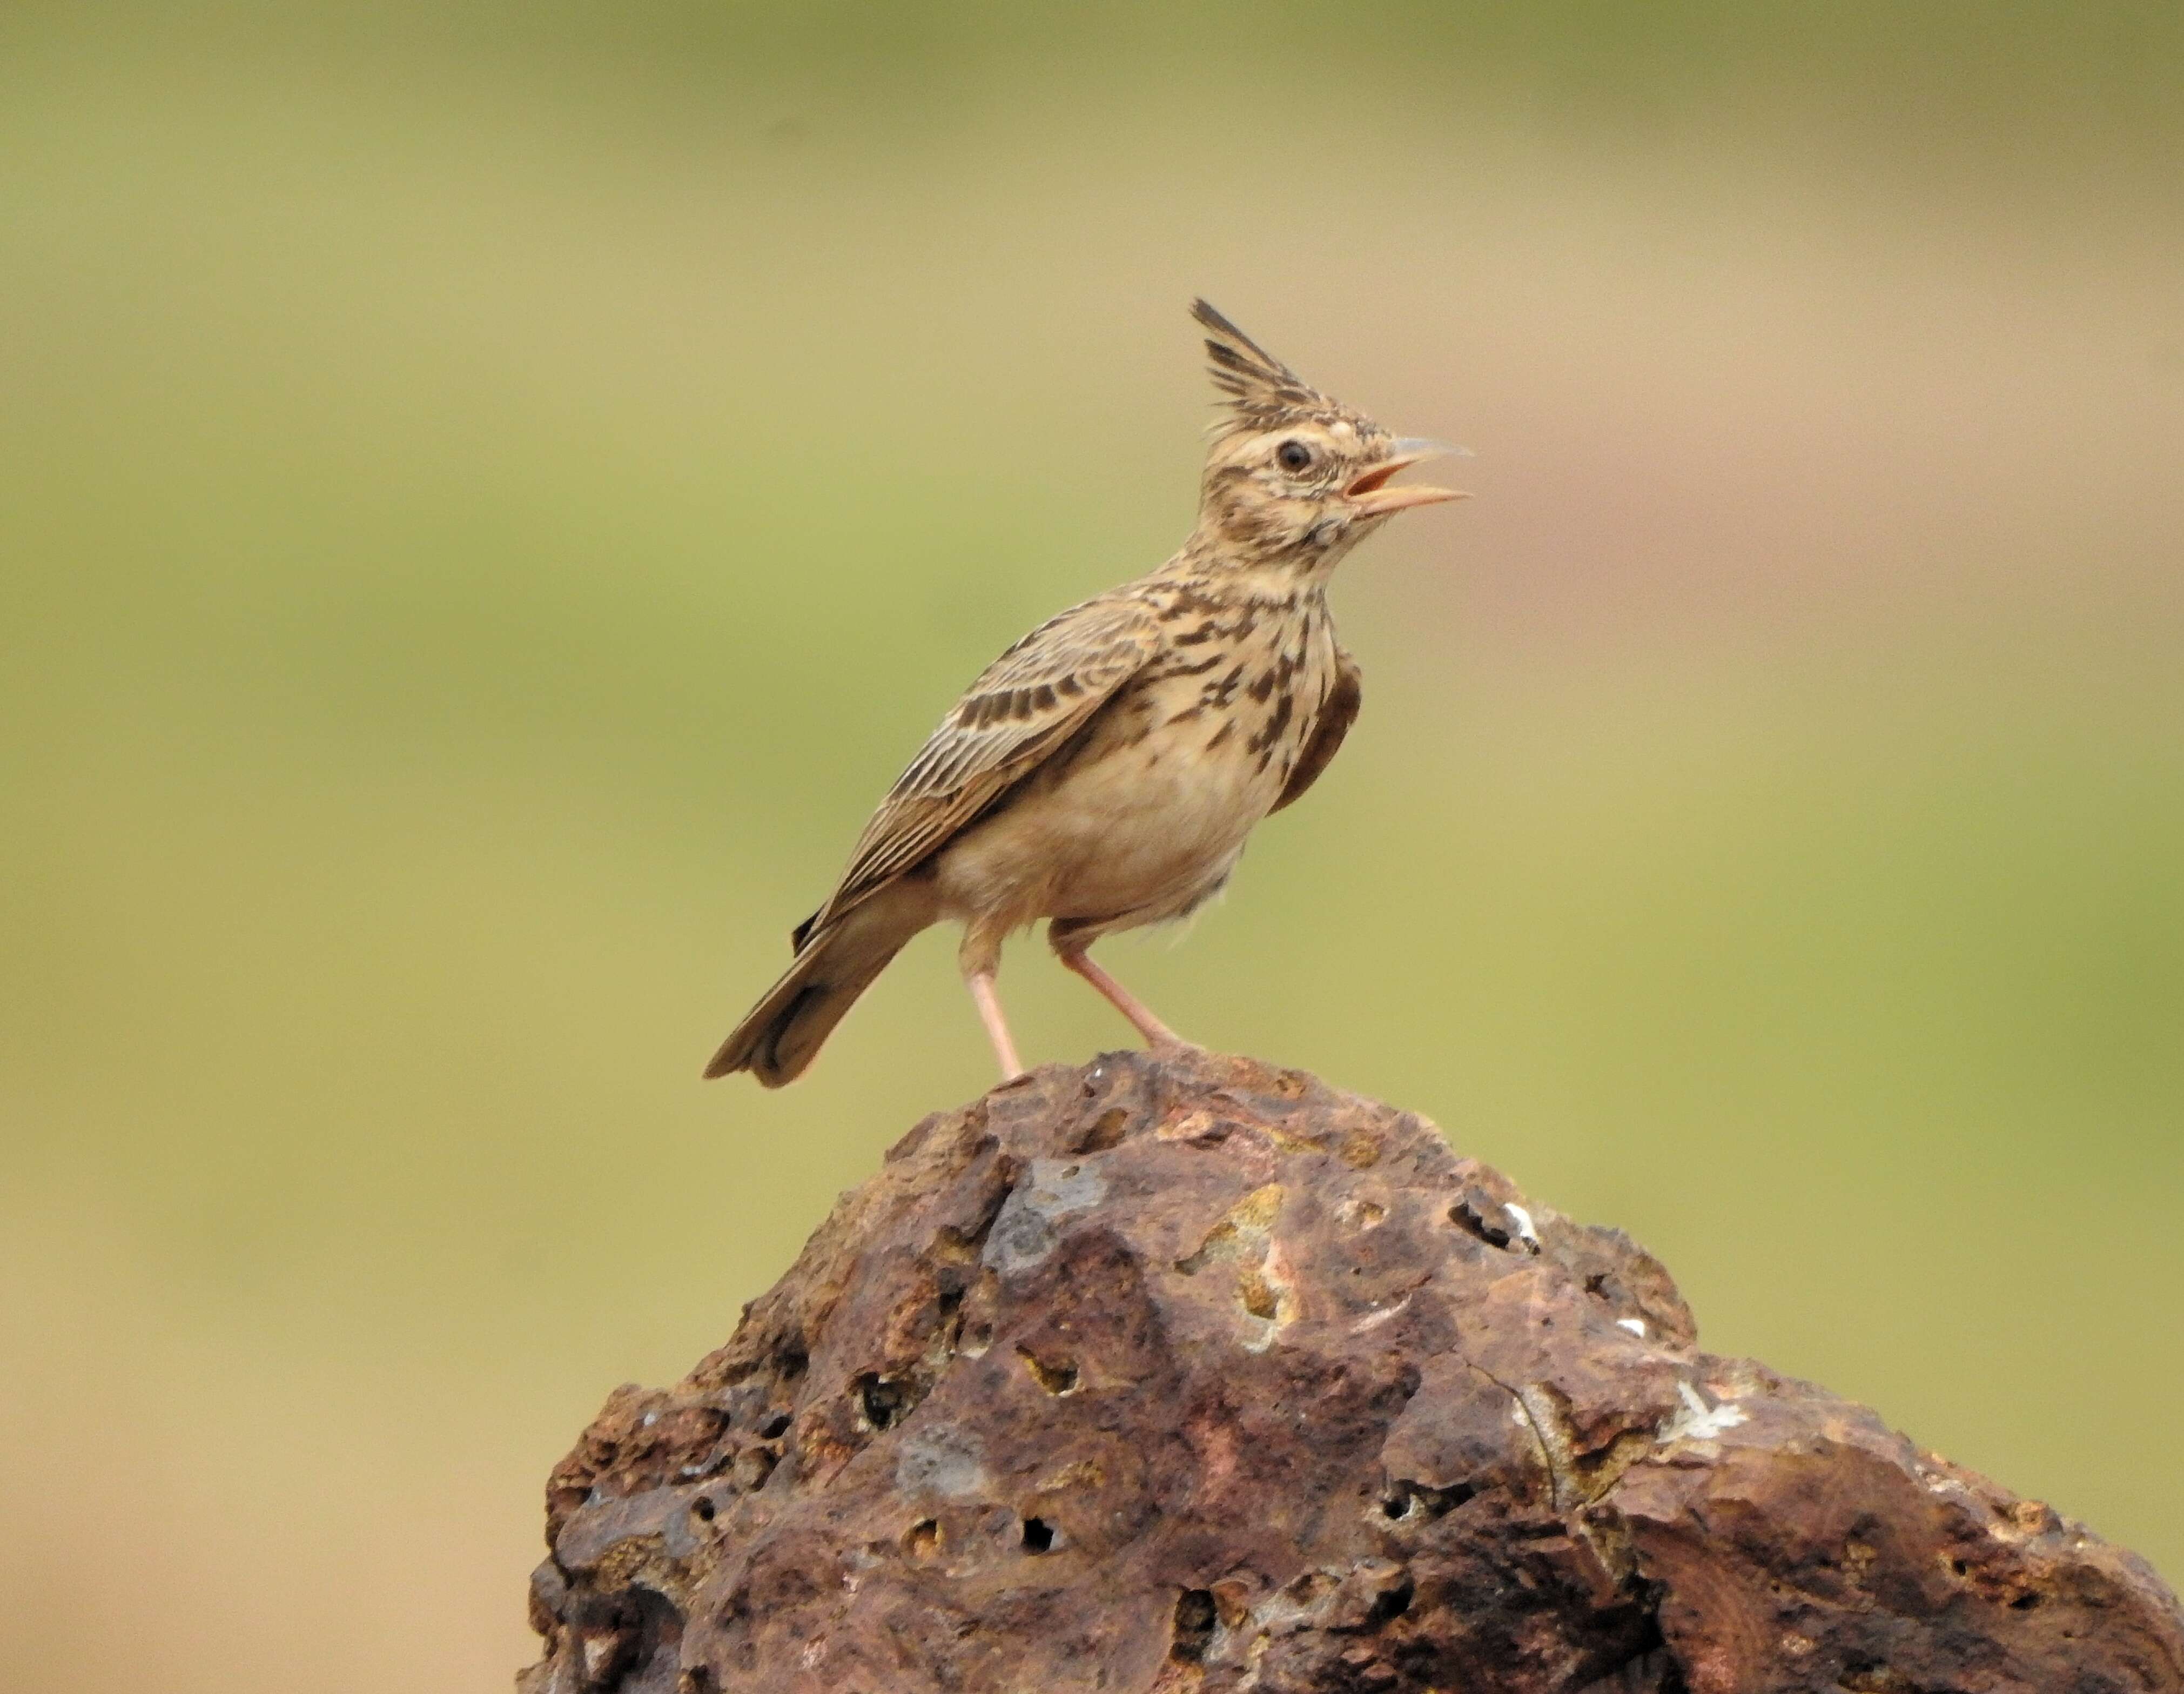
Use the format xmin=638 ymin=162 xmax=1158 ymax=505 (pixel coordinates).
xmin=520 ymin=1050 xmax=2183 ymax=1694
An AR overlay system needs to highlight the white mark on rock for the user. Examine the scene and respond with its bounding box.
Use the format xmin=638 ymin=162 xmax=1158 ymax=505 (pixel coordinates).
xmin=983 ymin=1159 xmax=1107 ymax=1275
xmin=896 ymin=1425 xmax=991 ymax=1501
xmin=1616 ymin=1317 xmax=1647 ymax=1338
xmin=1659 ymin=1380 xmax=1748 ymax=1444
xmin=1504 ymin=1203 xmax=1540 ymax=1249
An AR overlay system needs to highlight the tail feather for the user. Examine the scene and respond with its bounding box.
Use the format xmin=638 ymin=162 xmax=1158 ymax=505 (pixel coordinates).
xmin=705 ymin=889 xmax=928 ymax=1086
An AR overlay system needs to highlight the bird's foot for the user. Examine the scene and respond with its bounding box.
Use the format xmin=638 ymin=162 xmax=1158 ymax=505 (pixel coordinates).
xmin=1056 ymin=947 xmax=1197 ymax=1055
xmin=966 ymin=969 xmax=1025 ymax=1081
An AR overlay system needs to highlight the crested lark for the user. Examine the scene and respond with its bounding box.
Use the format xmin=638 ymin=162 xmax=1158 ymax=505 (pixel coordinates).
xmin=707 ymin=300 xmax=1464 ymax=1086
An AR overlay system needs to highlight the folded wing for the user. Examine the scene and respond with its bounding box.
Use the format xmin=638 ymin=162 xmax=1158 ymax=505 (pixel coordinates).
xmin=803 ymin=594 xmax=1162 ymax=938
xmin=1269 ymin=646 xmax=1362 ymax=814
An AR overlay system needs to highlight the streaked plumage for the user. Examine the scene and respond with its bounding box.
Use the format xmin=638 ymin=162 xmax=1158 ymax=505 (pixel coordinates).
xmin=708 ymin=300 xmax=1463 ymax=1085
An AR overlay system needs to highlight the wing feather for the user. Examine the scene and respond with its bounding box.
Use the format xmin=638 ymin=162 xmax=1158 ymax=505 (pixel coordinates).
xmin=804 ymin=595 xmax=1161 ymax=935
xmin=1269 ymin=647 xmax=1361 ymax=814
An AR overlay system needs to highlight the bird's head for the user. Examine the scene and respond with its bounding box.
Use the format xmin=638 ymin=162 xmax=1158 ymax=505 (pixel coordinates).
xmin=1188 ymin=298 xmax=1466 ymax=573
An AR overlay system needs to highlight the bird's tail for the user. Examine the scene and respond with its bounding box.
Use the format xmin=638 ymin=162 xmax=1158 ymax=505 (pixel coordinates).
xmin=704 ymin=885 xmax=931 ymax=1086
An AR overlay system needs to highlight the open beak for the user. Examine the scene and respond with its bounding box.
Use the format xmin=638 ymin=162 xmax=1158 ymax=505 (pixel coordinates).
xmin=1345 ymin=437 xmax=1470 ymax=518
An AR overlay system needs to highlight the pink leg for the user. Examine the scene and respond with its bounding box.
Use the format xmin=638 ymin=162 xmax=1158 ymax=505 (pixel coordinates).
xmin=965 ymin=969 xmax=1024 ymax=1080
xmin=1055 ymin=943 xmax=1196 ymax=1051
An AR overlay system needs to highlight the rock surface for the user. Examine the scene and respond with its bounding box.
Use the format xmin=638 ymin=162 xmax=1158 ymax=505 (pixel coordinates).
xmin=520 ymin=1050 xmax=2184 ymax=1693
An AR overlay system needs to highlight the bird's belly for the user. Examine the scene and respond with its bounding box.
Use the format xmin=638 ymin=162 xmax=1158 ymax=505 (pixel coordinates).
xmin=934 ymin=726 xmax=1285 ymax=932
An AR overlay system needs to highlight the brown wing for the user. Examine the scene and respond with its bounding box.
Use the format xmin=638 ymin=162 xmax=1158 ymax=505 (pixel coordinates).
xmin=1268 ymin=647 xmax=1362 ymax=814
xmin=804 ymin=594 xmax=1161 ymax=935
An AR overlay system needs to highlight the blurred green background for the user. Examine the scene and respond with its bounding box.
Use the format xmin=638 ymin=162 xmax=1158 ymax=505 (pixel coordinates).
xmin=4 ymin=3 xmax=2180 ymax=1685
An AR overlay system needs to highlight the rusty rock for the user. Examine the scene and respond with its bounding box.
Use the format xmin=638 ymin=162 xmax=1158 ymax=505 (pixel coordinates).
xmin=519 ymin=1050 xmax=2183 ymax=1693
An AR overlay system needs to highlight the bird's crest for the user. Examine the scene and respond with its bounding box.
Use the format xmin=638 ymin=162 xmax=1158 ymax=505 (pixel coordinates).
xmin=1191 ymin=298 xmax=1335 ymax=434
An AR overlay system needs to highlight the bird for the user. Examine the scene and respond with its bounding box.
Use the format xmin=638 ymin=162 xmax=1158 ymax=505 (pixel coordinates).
xmin=706 ymin=299 xmax=1466 ymax=1086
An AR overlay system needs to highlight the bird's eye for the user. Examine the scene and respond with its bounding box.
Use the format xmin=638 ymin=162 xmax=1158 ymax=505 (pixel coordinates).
xmin=1276 ymin=440 xmax=1313 ymax=473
